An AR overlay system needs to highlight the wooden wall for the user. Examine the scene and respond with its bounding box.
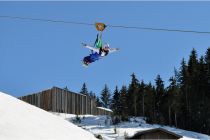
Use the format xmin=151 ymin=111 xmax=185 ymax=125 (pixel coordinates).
xmin=19 ymin=87 xmax=112 ymax=116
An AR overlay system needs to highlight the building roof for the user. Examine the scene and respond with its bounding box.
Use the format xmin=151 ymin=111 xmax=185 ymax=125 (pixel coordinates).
xmin=19 ymin=86 xmax=89 ymax=98
xmin=96 ymin=107 xmax=113 ymax=112
xmin=52 ymin=86 xmax=87 ymax=97
xmin=129 ymin=128 xmax=183 ymax=139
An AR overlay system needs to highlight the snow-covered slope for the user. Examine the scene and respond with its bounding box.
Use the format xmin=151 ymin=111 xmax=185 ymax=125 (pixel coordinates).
xmin=53 ymin=113 xmax=210 ymax=140
xmin=0 ymin=92 xmax=97 ymax=140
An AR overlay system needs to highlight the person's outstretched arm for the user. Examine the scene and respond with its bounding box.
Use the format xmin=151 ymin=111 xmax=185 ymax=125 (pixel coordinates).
xmin=82 ymin=43 xmax=100 ymax=53
xmin=109 ymin=48 xmax=120 ymax=53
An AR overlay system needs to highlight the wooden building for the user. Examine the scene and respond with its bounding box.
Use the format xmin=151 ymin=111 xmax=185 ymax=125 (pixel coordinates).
xmin=128 ymin=128 xmax=183 ymax=139
xmin=19 ymin=86 xmax=112 ymax=116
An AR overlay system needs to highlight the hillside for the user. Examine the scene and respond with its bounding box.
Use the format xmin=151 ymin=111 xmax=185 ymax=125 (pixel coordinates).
xmin=0 ymin=92 xmax=97 ymax=140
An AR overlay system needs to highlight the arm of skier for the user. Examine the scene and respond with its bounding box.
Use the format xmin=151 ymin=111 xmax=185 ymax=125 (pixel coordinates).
xmin=109 ymin=48 xmax=120 ymax=53
xmin=82 ymin=43 xmax=100 ymax=53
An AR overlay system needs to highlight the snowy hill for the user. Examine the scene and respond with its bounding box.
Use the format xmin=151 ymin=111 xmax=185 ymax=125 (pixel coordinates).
xmin=0 ymin=92 xmax=97 ymax=140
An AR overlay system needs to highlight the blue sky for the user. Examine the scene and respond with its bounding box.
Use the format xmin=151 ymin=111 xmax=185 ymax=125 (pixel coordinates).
xmin=1 ymin=2 xmax=210 ymax=97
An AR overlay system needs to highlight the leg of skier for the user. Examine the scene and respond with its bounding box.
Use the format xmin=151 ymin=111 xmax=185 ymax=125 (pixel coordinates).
xmin=95 ymin=32 xmax=103 ymax=49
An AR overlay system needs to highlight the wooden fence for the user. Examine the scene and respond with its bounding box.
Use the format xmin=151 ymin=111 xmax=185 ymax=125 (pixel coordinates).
xmin=19 ymin=86 xmax=112 ymax=115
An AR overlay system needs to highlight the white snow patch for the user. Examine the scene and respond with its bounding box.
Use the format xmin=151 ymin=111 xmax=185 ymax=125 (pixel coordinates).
xmin=96 ymin=107 xmax=113 ymax=112
xmin=0 ymin=92 xmax=97 ymax=140
xmin=53 ymin=113 xmax=210 ymax=140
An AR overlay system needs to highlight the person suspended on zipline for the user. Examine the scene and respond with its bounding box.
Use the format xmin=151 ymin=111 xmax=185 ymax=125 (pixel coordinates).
xmin=82 ymin=23 xmax=119 ymax=67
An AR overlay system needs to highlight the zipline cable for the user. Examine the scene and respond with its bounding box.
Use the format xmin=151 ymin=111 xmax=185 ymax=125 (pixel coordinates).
xmin=1 ymin=15 xmax=210 ymax=35
xmin=0 ymin=15 xmax=94 ymax=26
xmin=106 ymin=24 xmax=210 ymax=34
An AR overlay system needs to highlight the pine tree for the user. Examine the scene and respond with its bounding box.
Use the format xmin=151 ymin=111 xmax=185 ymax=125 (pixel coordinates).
xmin=111 ymin=86 xmax=120 ymax=115
xmin=205 ymin=48 xmax=210 ymax=93
xmin=196 ymin=56 xmax=209 ymax=133
xmin=89 ymin=91 xmax=96 ymax=99
xmin=100 ymin=84 xmax=111 ymax=108
xmin=166 ymin=76 xmax=181 ymax=127
xmin=119 ymin=85 xmax=128 ymax=121
xmin=154 ymin=74 xmax=165 ymax=124
xmin=177 ymin=58 xmax=189 ymax=129
xmin=127 ymin=73 xmax=139 ymax=116
xmin=137 ymin=80 xmax=145 ymax=116
xmin=96 ymin=96 xmax=102 ymax=107
xmin=80 ymin=83 xmax=89 ymax=96
xmin=144 ymin=82 xmax=156 ymax=123
xmin=188 ymin=48 xmax=198 ymax=75
xmin=187 ymin=49 xmax=199 ymax=130
xmin=204 ymin=48 xmax=210 ymax=134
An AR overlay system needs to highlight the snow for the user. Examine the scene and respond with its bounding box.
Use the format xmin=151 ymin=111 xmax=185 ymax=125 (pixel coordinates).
xmin=2 ymin=89 xmax=207 ymax=140
xmin=0 ymin=92 xmax=97 ymax=140
xmin=53 ymin=113 xmax=210 ymax=140
xmin=96 ymin=107 xmax=113 ymax=112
